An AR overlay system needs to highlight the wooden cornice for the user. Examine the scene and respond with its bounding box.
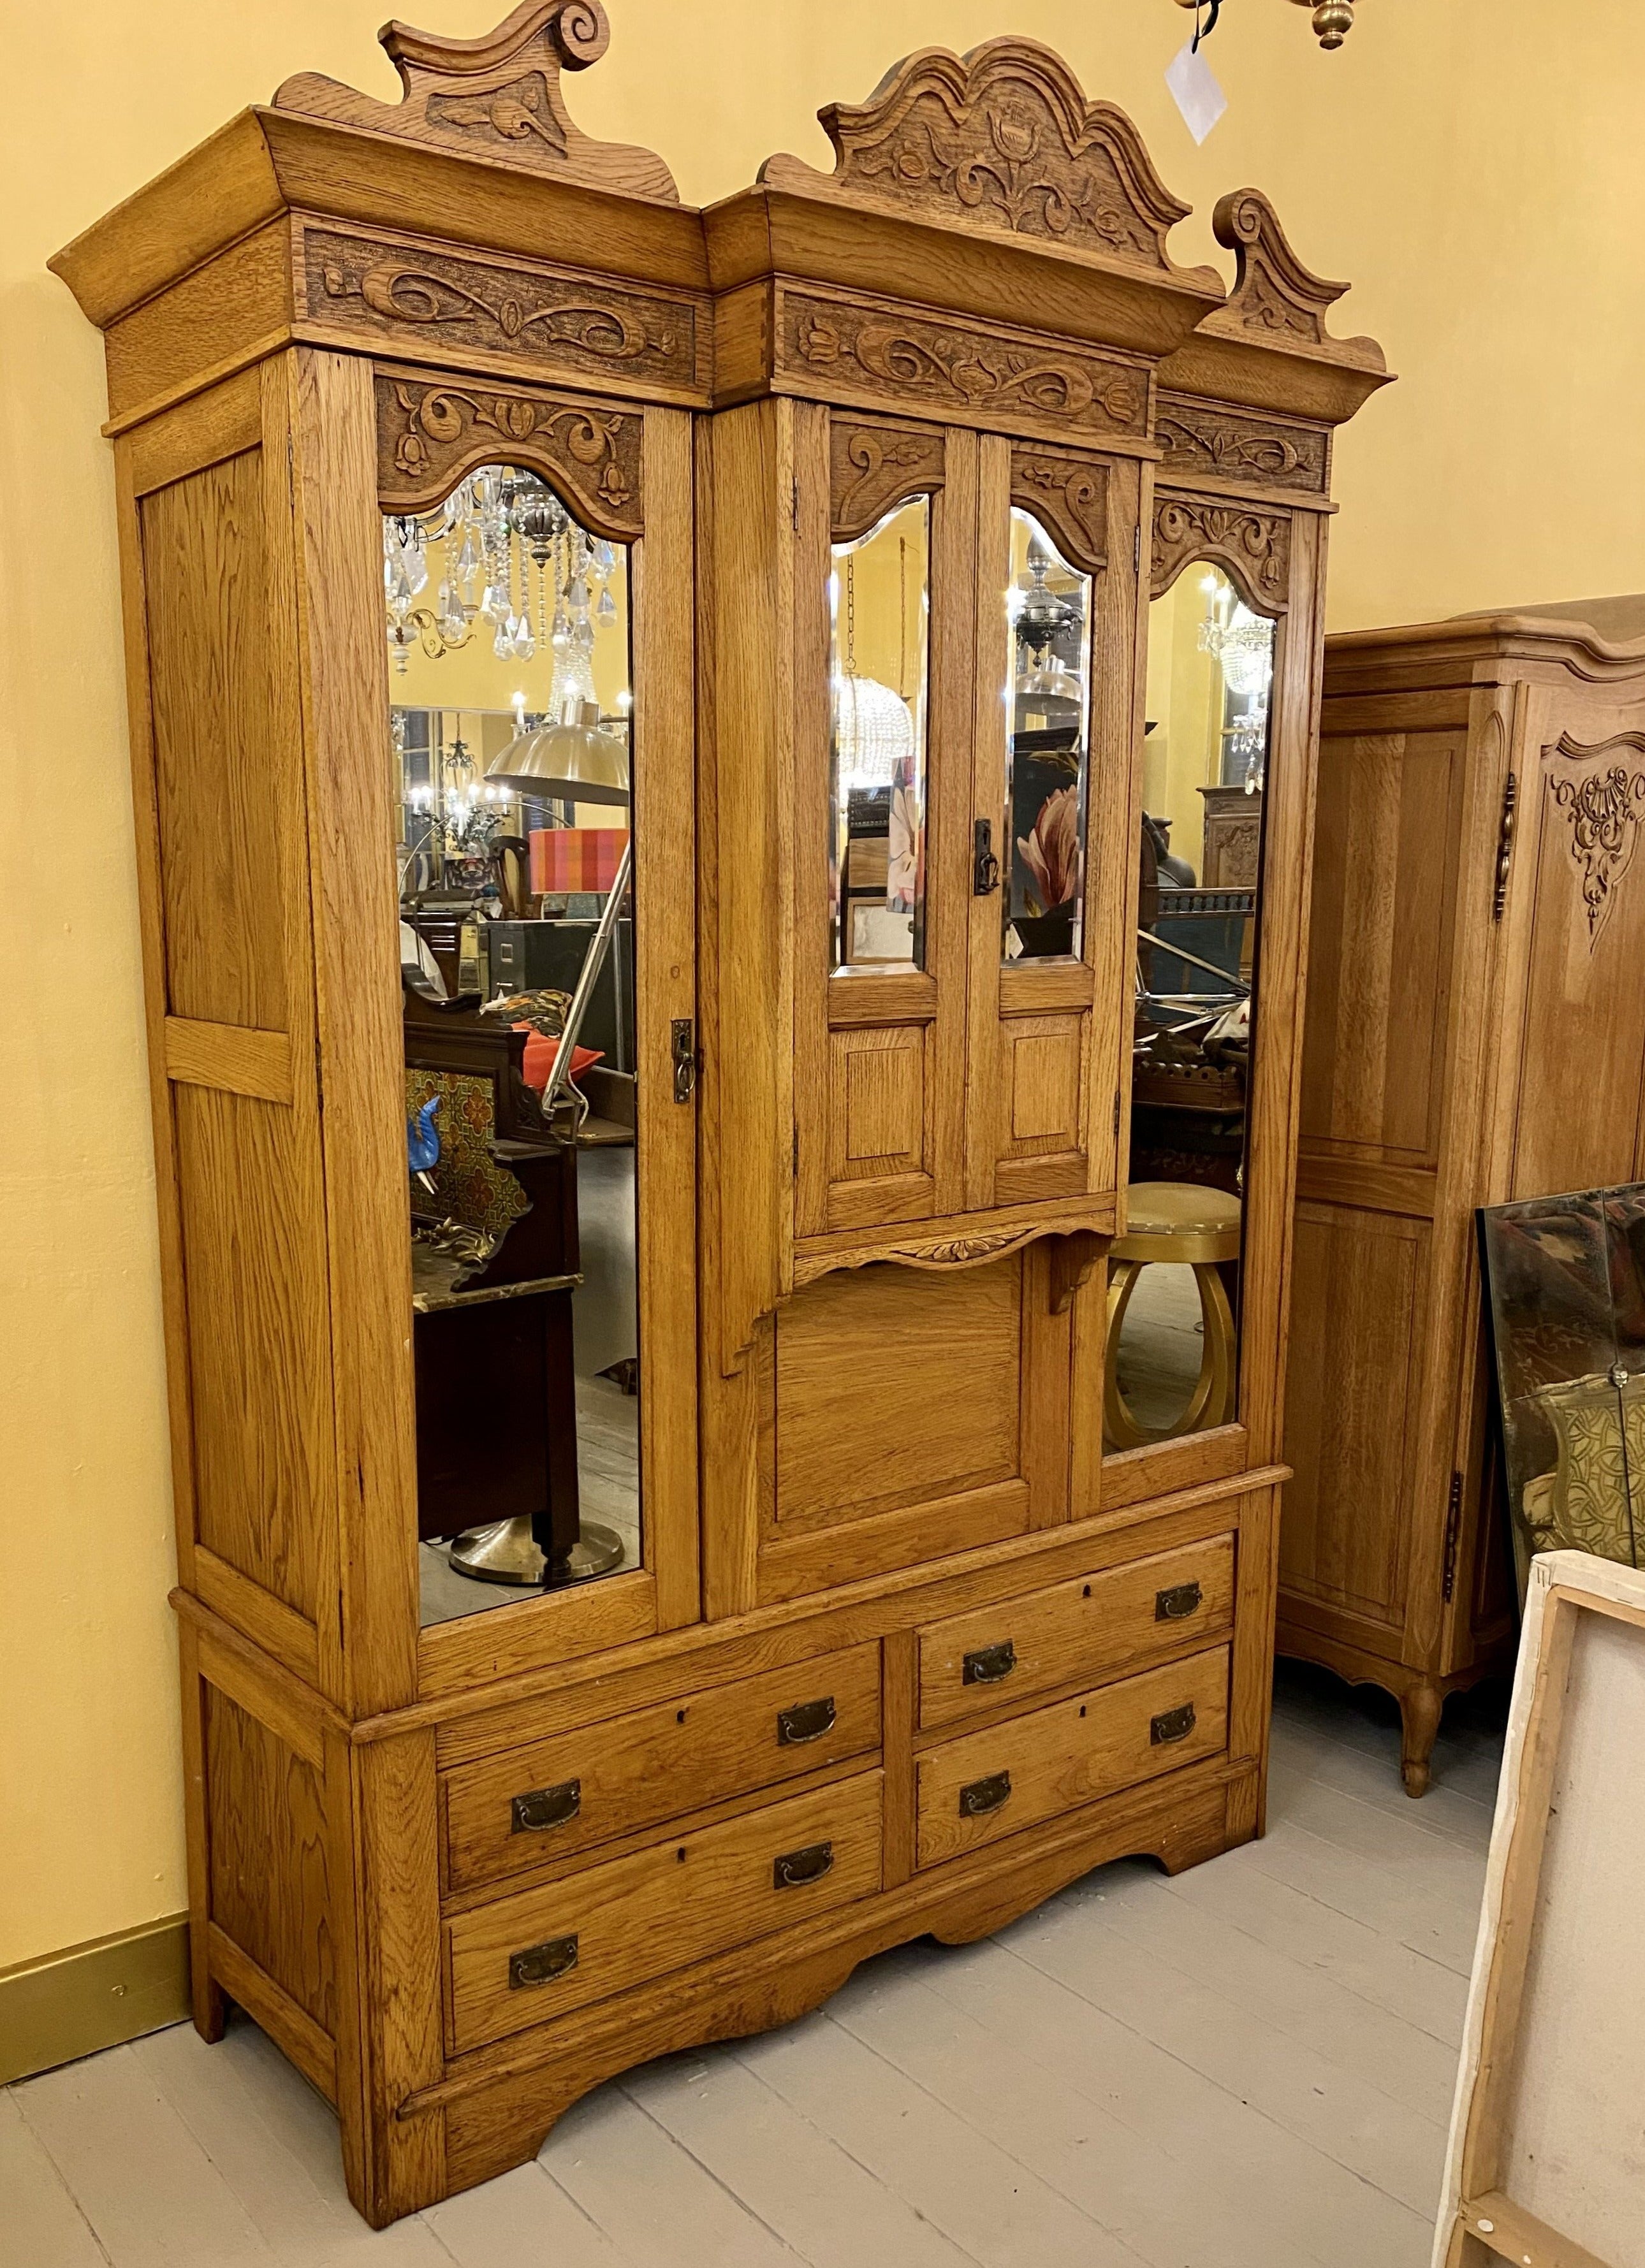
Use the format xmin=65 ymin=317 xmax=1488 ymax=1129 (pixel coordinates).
xmin=1323 ymin=613 xmax=1645 ymax=693
xmin=49 ymin=106 xmax=708 ymax=333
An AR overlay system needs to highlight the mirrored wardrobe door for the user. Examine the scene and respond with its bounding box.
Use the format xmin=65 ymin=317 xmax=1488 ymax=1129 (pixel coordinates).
xmin=1109 ymin=551 xmax=1282 ymax=1457
xmin=371 ymin=395 xmax=696 ymax=1641
xmin=795 ymin=413 xmax=976 ymax=1241
xmin=965 ymin=439 xmax=1139 ymax=1216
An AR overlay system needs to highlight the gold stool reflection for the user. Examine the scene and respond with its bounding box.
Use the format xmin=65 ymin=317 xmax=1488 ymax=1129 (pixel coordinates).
xmin=1104 ymin=1181 xmax=1242 ymax=1450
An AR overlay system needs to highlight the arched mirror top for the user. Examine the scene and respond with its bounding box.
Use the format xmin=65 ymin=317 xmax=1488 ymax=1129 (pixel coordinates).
xmin=1151 ymin=495 xmax=1291 ymax=617
xmin=376 ymin=375 xmax=645 ymax=543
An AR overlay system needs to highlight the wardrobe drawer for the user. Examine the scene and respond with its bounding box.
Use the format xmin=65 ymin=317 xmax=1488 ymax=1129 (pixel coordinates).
xmin=916 ymin=1534 xmax=1234 ymax=1731
xmin=446 ymin=1771 xmax=884 ymax=2054
xmin=442 ymin=1644 xmax=882 ymax=1893
xmin=915 ymin=1646 xmax=1229 ymax=1869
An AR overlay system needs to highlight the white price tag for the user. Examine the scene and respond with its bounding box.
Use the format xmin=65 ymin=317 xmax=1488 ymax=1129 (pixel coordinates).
xmin=1166 ymin=38 xmax=1228 ymax=144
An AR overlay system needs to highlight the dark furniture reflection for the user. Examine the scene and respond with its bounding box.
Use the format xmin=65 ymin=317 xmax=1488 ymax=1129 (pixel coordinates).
xmin=404 ymin=980 xmax=581 ymax=1557
xmin=1199 ymin=786 xmax=1264 ymax=889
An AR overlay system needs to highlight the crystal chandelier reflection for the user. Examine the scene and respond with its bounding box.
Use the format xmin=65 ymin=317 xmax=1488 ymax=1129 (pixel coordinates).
xmin=1199 ymin=574 xmax=1274 ymax=794
xmin=831 ymin=553 xmax=914 ymax=789
xmin=383 ymin=469 xmax=620 ymax=719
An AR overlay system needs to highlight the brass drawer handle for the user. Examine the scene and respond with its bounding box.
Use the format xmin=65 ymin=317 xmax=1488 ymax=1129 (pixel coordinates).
xmin=1155 ymin=1581 xmax=1203 ymax=1623
xmin=508 ymin=1934 xmax=579 ymax=1989
xmin=963 ymin=1639 xmax=1017 ymax=1686
xmin=510 ymin=1779 xmax=581 ymax=1834
xmin=1151 ymin=1703 xmax=1197 ymax=1747
xmin=773 ymin=1839 xmax=835 ymax=1889
xmin=958 ymin=1770 xmax=1012 ymax=1818
xmin=776 ymin=1695 xmax=837 ymax=1747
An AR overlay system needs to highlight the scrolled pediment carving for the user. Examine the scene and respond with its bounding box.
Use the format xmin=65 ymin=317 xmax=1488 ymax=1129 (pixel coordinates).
xmin=274 ymin=1 xmax=678 ymax=199
xmin=1152 ymin=495 xmax=1290 ymax=613
xmin=830 ymin=421 xmax=946 ymax=543
xmin=1546 ymin=732 xmax=1645 ymax=948
xmin=761 ymin=38 xmax=1201 ymax=275
xmin=1206 ymin=189 xmax=1386 ymax=377
xmin=375 ymin=374 xmax=643 ymax=535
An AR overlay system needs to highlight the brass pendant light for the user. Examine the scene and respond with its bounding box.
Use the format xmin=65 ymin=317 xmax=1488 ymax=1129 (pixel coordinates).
xmin=1174 ymin=0 xmax=1358 ymax=50
xmin=1292 ymin=0 xmax=1356 ymax=48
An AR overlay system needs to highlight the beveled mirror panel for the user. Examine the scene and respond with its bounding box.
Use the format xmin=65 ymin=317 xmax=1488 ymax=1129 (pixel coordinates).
xmin=1113 ymin=560 xmax=1276 ymax=1450
xmin=384 ymin=463 xmax=641 ymax=1623
xmin=828 ymin=498 xmax=931 ymax=970
xmin=1003 ymin=506 xmax=1092 ymax=964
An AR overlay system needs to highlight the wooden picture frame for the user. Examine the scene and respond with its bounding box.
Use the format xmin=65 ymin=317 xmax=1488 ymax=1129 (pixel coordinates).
xmin=1435 ymin=1549 xmax=1645 ymax=2268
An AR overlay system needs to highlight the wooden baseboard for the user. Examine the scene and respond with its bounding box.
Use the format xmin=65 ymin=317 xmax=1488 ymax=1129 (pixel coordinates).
xmin=0 ymin=1915 xmax=190 ymax=2084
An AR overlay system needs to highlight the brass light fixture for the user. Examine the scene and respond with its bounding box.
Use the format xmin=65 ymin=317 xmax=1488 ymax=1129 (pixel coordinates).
xmin=1293 ymin=0 xmax=1356 ymax=47
xmin=1174 ymin=0 xmax=1359 ymax=50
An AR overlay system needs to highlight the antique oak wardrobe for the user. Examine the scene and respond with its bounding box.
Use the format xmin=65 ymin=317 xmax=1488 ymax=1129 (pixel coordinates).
xmin=52 ymin=3 xmax=1387 ymax=2222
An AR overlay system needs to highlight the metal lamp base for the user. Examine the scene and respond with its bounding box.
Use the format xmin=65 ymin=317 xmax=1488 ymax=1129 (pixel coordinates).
xmin=447 ymin=1516 xmax=625 ymax=1587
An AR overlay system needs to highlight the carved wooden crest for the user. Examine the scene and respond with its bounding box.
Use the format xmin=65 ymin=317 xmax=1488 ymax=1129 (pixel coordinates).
xmin=1205 ymin=189 xmax=1385 ymax=372
xmin=274 ymin=1 xmax=678 ymax=200
xmin=1546 ymin=733 xmax=1645 ymax=948
xmin=761 ymin=40 xmax=1195 ymax=270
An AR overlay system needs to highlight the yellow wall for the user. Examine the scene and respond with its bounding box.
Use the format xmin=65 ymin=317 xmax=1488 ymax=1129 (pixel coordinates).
xmin=3 ymin=0 xmax=1642 ymax=1969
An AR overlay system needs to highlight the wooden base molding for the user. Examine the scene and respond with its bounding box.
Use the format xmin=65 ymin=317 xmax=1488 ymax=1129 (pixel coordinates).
xmin=0 ymin=1915 xmax=190 ymax=2086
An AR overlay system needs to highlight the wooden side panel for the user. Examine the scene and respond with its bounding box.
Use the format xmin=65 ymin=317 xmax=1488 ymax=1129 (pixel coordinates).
xmin=1301 ymin=727 xmax=1465 ymax=1166
xmin=141 ymin=451 xmax=294 ymax=1031
xmin=128 ymin=374 xmax=334 ymax=1633
xmin=172 ymin=1088 xmax=330 ymax=1618
xmin=205 ymin=1685 xmax=337 ymax=2037
xmin=1280 ymin=1200 xmax=1429 ymax=1635
xmin=1507 ymin=707 xmax=1645 ymax=1198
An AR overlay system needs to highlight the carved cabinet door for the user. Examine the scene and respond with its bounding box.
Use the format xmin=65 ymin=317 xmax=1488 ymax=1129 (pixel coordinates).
xmin=962 ymin=437 xmax=1141 ymax=1214
xmin=795 ymin=411 xmax=977 ymax=1241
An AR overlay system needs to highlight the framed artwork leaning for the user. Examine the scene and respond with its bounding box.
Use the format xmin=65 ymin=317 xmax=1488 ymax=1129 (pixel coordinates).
xmin=1479 ymin=1184 xmax=1645 ymax=1597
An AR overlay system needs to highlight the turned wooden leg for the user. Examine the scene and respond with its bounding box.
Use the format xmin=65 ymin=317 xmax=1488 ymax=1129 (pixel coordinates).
xmin=1399 ymin=1678 xmax=1444 ymax=1798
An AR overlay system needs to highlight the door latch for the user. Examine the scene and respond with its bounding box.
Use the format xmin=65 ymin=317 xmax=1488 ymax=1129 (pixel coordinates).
xmin=671 ymin=1017 xmax=698 ymax=1103
xmin=973 ymin=818 xmax=1000 ymax=896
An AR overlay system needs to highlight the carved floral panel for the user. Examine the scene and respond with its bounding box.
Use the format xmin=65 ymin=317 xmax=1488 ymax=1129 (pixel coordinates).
xmin=782 ymin=290 xmax=1148 ymax=442
xmin=1546 ymin=734 xmax=1645 ymax=949
xmin=1155 ymin=392 xmax=1328 ymax=496
xmin=1009 ymin=447 xmax=1109 ymax=572
xmin=1152 ymin=495 xmax=1291 ymax=612
xmin=302 ymin=228 xmax=705 ymax=396
xmin=830 ymin=421 xmax=946 ymax=542
xmin=375 ymin=374 xmax=643 ymax=535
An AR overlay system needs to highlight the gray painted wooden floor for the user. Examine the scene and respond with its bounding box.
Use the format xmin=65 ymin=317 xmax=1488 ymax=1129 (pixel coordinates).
xmin=2 ymin=1665 xmax=1509 ymax=2268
